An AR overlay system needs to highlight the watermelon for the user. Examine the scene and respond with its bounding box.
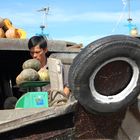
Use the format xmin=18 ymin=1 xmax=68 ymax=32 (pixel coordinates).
xmin=22 ymin=59 xmax=41 ymax=71
xmin=38 ymin=68 xmax=50 ymax=81
xmin=16 ymin=68 xmax=39 ymax=85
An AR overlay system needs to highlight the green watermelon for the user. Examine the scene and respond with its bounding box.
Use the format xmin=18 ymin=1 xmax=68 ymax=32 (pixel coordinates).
xmin=16 ymin=68 xmax=39 ymax=85
xmin=22 ymin=59 xmax=41 ymax=71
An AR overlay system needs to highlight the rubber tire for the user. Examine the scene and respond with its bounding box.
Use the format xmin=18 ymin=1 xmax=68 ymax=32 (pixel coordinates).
xmin=69 ymin=35 xmax=140 ymax=114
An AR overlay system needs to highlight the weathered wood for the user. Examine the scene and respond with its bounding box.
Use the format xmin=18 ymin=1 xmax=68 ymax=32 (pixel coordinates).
xmin=119 ymin=110 xmax=140 ymax=140
xmin=0 ymin=38 xmax=81 ymax=52
xmin=129 ymin=95 xmax=140 ymax=121
xmin=0 ymin=101 xmax=77 ymax=133
xmin=117 ymin=95 xmax=140 ymax=140
xmin=14 ymin=127 xmax=75 ymax=140
xmin=47 ymin=40 xmax=81 ymax=52
xmin=0 ymin=38 xmax=28 ymax=51
xmin=0 ymin=113 xmax=75 ymax=139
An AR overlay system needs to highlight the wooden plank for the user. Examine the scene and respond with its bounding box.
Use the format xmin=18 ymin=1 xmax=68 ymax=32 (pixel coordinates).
xmin=48 ymin=40 xmax=81 ymax=52
xmin=0 ymin=101 xmax=77 ymax=133
xmin=0 ymin=38 xmax=28 ymax=51
xmin=116 ymin=128 xmax=130 ymax=140
xmin=121 ymin=111 xmax=140 ymax=140
xmin=0 ymin=38 xmax=81 ymax=52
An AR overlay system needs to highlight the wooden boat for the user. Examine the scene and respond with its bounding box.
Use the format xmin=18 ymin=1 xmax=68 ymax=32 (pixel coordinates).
xmin=0 ymin=35 xmax=139 ymax=140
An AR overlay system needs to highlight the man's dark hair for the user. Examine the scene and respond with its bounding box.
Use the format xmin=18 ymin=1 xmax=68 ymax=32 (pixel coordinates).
xmin=28 ymin=35 xmax=47 ymax=49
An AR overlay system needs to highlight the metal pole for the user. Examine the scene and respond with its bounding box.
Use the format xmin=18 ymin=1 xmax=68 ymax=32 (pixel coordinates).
xmin=127 ymin=0 xmax=132 ymax=23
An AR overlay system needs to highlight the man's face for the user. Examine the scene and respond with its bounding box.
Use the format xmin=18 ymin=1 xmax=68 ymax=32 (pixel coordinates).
xmin=29 ymin=45 xmax=48 ymax=64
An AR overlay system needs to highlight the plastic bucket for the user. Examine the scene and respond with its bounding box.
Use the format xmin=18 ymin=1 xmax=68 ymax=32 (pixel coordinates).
xmin=15 ymin=92 xmax=48 ymax=108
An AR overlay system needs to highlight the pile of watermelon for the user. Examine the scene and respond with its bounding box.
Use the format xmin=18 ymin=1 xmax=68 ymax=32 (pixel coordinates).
xmin=16 ymin=59 xmax=50 ymax=85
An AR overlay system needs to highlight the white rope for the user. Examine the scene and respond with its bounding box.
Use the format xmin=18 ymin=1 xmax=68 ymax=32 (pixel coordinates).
xmin=112 ymin=0 xmax=127 ymax=33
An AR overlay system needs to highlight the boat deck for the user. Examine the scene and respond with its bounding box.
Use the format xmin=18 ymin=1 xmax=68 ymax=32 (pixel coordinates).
xmin=0 ymin=101 xmax=77 ymax=133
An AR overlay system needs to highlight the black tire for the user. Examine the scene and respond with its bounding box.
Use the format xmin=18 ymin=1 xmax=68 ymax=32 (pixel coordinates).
xmin=69 ymin=35 xmax=140 ymax=114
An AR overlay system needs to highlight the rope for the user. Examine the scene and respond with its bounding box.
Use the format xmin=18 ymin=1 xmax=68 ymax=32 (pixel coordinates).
xmin=112 ymin=0 xmax=127 ymax=33
xmin=48 ymin=90 xmax=69 ymax=107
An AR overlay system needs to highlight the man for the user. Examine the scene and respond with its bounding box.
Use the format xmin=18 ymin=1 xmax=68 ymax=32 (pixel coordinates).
xmin=28 ymin=35 xmax=48 ymax=68
xmin=28 ymin=35 xmax=70 ymax=96
xmin=4 ymin=35 xmax=70 ymax=109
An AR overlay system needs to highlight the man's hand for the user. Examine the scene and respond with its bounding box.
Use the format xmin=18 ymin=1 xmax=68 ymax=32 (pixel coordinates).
xmin=63 ymin=86 xmax=70 ymax=96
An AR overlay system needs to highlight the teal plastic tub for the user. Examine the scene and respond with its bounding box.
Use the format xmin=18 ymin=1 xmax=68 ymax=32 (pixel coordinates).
xmin=15 ymin=92 xmax=48 ymax=108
